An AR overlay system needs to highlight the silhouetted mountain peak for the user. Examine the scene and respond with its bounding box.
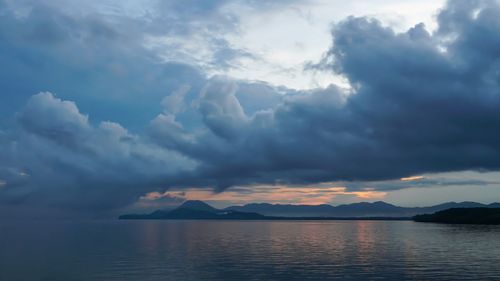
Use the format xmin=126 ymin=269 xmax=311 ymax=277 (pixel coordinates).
xmin=341 ymin=201 xmax=394 ymax=207
xmin=373 ymin=201 xmax=396 ymax=206
xmin=177 ymin=200 xmax=219 ymax=212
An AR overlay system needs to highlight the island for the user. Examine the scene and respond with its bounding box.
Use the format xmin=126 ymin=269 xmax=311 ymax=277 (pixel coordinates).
xmin=119 ymin=200 xmax=411 ymax=221
xmin=413 ymin=208 xmax=500 ymax=225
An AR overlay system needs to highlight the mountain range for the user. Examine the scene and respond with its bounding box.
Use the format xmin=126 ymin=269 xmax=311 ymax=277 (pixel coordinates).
xmin=225 ymin=201 xmax=500 ymax=217
xmin=120 ymin=200 xmax=267 ymax=220
xmin=119 ymin=200 xmax=500 ymax=220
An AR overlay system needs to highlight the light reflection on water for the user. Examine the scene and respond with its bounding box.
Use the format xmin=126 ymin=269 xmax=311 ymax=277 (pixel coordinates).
xmin=0 ymin=220 xmax=499 ymax=281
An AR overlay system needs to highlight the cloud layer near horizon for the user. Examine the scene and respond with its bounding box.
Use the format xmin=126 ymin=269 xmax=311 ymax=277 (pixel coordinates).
xmin=2 ymin=0 xmax=500 ymax=213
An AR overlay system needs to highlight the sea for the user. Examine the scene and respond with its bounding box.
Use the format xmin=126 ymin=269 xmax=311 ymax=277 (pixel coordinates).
xmin=0 ymin=220 xmax=499 ymax=281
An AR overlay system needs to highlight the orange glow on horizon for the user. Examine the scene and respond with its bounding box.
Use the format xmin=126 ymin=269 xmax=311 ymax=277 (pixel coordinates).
xmin=138 ymin=184 xmax=388 ymax=208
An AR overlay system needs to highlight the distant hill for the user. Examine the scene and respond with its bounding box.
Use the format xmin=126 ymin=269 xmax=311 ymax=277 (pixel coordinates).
xmin=119 ymin=200 xmax=266 ymax=220
xmin=414 ymin=208 xmax=500 ymax=224
xmin=177 ymin=200 xmax=220 ymax=213
xmin=119 ymin=200 xmax=500 ymax=220
xmin=224 ymin=201 xmax=500 ymax=217
xmin=488 ymin=202 xmax=500 ymax=208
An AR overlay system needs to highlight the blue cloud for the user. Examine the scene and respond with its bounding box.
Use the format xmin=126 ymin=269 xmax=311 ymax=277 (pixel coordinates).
xmin=2 ymin=0 xmax=500 ymax=213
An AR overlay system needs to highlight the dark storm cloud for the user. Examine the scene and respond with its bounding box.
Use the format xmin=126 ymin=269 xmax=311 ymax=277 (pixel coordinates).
xmin=324 ymin=0 xmax=500 ymax=178
xmin=0 ymin=92 xmax=194 ymax=210
xmin=2 ymin=0 xmax=500 ymax=213
xmin=0 ymin=0 xmax=288 ymax=211
xmin=149 ymin=0 xmax=500 ymax=187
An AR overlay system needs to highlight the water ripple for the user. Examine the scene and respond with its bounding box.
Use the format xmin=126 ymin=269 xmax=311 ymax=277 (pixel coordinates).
xmin=0 ymin=220 xmax=499 ymax=281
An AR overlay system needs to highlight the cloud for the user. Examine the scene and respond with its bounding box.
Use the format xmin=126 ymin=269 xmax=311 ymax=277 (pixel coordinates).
xmin=149 ymin=0 xmax=500 ymax=188
xmin=2 ymin=1 xmax=500 ymax=214
xmin=0 ymin=0 xmax=257 ymax=129
xmin=400 ymin=176 xmax=424 ymax=182
xmin=131 ymin=190 xmax=187 ymax=212
xmin=0 ymin=92 xmax=194 ymax=210
xmin=18 ymin=92 xmax=91 ymax=149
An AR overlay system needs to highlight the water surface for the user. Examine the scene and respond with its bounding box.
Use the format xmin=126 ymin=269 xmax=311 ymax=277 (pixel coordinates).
xmin=1 ymin=220 xmax=499 ymax=281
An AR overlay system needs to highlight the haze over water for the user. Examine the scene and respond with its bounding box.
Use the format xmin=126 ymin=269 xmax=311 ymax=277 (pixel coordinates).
xmin=1 ymin=220 xmax=499 ymax=281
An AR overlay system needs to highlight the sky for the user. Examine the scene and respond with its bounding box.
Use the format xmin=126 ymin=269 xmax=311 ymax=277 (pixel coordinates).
xmin=2 ymin=0 xmax=500 ymax=217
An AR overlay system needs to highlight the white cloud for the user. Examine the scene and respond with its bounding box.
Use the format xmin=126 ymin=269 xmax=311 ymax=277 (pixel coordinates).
xmin=1 ymin=92 xmax=196 ymax=209
xmin=214 ymin=0 xmax=445 ymax=89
